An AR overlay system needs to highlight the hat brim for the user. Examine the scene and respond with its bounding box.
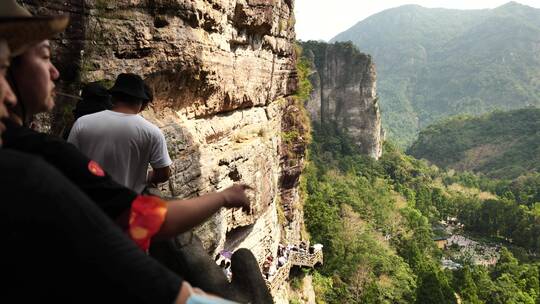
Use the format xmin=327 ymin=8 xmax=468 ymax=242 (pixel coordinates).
xmin=0 ymin=15 xmax=69 ymax=56
xmin=109 ymin=87 xmax=150 ymax=101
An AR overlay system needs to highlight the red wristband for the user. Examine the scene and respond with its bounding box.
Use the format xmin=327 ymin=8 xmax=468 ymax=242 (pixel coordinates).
xmin=128 ymin=195 xmax=168 ymax=251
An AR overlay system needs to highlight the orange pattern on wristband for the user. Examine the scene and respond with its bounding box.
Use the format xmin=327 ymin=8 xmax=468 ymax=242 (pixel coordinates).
xmin=129 ymin=195 xmax=168 ymax=251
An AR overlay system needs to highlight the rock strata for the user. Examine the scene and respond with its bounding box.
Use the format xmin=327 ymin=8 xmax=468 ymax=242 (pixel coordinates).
xmin=22 ymin=0 xmax=301 ymax=300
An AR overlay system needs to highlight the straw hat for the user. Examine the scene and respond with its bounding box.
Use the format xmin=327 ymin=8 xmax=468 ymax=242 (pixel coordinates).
xmin=0 ymin=0 xmax=69 ymax=56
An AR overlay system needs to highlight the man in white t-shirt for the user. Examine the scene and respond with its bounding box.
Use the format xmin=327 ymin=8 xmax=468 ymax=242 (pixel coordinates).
xmin=68 ymin=73 xmax=171 ymax=193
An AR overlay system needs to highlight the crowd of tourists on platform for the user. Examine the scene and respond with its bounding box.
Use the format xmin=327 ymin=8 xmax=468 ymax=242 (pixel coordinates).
xmin=215 ymin=251 xmax=233 ymax=281
xmin=262 ymin=242 xmax=323 ymax=281
xmin=0 ymin=1 xmax=274 ymax=303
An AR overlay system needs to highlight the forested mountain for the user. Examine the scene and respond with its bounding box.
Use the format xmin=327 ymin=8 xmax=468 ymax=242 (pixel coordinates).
xmin=305 ymin=122 xmax=540 ymax=303
xmin=408 ymin=108 xmax=540 ymax=179
xmin=330 ymin=2 xmax=540 ymax=147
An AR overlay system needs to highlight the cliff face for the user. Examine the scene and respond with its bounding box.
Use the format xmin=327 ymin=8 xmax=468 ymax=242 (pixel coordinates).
xmin=22 ymin=0 xmax=301 ymax=297
xmin=301 ymin=41 xmax=383 ymax=159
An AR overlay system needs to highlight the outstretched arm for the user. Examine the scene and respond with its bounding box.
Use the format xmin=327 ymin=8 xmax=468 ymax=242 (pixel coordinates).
xmin=2 ymin=150 xmax=238 ymax=304
xmin=156 ymin=184 xmax=252 ymax=238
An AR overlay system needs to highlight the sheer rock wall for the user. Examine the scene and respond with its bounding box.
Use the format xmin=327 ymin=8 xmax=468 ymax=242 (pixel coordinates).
xmin=22 ymin=0 xmax=301 ymax=296
xmin=301 ymin=41 xmax=383 ymax=159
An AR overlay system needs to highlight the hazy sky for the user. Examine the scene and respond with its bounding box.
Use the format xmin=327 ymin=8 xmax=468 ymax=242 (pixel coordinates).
xmin=295 ymin=0 xmax=540 ymax=41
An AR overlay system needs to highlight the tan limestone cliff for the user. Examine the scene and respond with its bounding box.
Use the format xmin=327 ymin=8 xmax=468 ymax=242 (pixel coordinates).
xmin=22 ymin=0 xmax=304 ymax=301
xmin=301 ymin=41 xmax=384 ymax=159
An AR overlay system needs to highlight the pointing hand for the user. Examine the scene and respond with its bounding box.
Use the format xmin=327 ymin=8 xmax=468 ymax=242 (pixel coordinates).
xmin=221 ymin=184 xmax=253 ymax=213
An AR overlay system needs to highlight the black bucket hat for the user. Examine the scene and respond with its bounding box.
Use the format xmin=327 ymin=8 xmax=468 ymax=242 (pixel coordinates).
xmin=72 ymin=82 xmax=112 ymax=119
xmin=82 ymin=82 xmax=110 ymax=100
xmin=109 ymin=73 xmax=149 ymax=101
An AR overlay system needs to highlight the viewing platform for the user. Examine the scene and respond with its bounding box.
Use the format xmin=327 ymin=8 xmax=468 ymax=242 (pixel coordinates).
xmin=265 ymin=246 xmax=324 ymax=291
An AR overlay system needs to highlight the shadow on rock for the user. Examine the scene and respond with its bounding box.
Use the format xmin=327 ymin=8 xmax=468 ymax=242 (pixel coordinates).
xmin=150 ymin=232 xmax=273 ymax=304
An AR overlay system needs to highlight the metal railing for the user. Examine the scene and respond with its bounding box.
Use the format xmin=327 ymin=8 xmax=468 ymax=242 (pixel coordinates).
xmin=264 ymin=248 xmax=324 ymax=291
xmin=266 ymin=260 xmax=292 ymax=291
xmin=289 ymin=249 xmax=323 ymax=267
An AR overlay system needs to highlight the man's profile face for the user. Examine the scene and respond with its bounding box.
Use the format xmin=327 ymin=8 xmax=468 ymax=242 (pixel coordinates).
xmin=0 ymin=40 xmax=17 ymax=146
xmin=11 ymin=40 xmax=59 ymax=116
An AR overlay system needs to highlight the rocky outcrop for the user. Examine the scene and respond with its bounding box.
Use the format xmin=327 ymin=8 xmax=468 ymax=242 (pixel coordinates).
xmin=288 ymin=274 xmax=316 ymax=304
xmin=279 ymin=97 xmax=309 ymax=245
xmin=301 ymin=41 xmax=383 ymax=159
xmin=22 ymin=0 xmax=301 ymax=300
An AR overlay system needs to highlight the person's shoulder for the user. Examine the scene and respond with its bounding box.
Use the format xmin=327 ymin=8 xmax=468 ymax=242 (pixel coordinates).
xmin=135 ymin=114 xmax=156 ymax=125
xmin=0 ymin=149 xmax=51 ymax=172
xmin=77 ymin=110 xmax=109 ymax=123
xmin=137 ymin=116 xmax=162 ymax=134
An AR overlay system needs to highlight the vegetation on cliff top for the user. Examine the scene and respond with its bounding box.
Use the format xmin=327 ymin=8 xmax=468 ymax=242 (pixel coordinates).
xmin=295 ymin=44 xmax=314 ymax=103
